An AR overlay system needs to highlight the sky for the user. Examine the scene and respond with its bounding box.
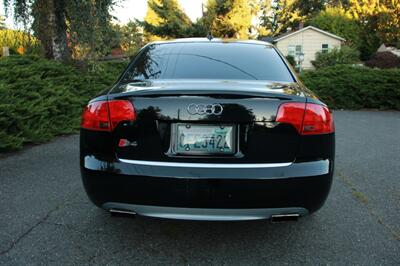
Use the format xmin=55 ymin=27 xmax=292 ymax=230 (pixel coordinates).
xmin=112 ymin=0 xmax=207 ymax=24
xmin=0 ymin=1 xmax=14 ymax=28
xmin=0 ymin=0 xmax=207 ymax=28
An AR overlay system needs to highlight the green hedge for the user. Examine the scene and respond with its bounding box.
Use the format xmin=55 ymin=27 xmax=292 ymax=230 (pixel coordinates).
xmin=1 ymin=58 xmax=399 ymax=152
xmin=301 ymin=65 xmax=400 ymax=110
xmin=0 ymin=56 xmax=128 ymax=151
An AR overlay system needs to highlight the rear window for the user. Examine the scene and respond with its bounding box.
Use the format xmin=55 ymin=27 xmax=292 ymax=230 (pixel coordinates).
xmin=121 ymin=42 xmax=294 ymax=83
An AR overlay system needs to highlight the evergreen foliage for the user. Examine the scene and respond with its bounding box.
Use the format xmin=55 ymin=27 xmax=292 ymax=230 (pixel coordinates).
xmin=348 ymin=0 xmax=400 ymax=58
xmin=112 ymin=21 xmax=144 ymax=55
xmin=141 ymin=0 xmax=196 ymax=40
xmin=65 ymin=0 xmax=115 ymax=59
xmin=285 ymin=55 xmax=296 ymax=66
xmin=259 ymin=0 xmax=312 ymax=35
xmin=301 ymin=65 xmax=400 ymax=110
xmin=141 ymin=0 xmax=257 ymax=39
xmin=1 ymin=53 xmax=399 ymax=151
xmin=203 ymin=0 xmax=256 ymax=38
xmin=309 ymin=6 xmax=362 ymax=50
xmin=0 ymin=55 xmax=127 ymax=151
xmin=293 ymin=0 xmax=327 ymax=18
xmin=142 ymin=0 xmax=166 ymax=42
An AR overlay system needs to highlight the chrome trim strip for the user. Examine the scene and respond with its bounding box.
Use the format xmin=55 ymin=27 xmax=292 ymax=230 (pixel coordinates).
xmin=118 ymin=159 xmax=292 ymax=168
xmin=109 ymin=209 xmax=136 ymax=215
xmin=103 ymin=202 xmax=308 ymax=221
xmin=85 ymin=156 xmax=329 ymax=179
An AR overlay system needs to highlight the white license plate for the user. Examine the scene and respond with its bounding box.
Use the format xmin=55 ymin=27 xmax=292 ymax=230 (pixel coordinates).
xmin=175 ymin=124 xmax=234 ymax=154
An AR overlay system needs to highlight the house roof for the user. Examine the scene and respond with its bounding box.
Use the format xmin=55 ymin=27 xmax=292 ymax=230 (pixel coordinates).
xmin=378 ymin=44 xmax=400 ymax=57
xmin=258 ymin=36 xmax=275 ymax=43
xmin=273 ymin=26 xmax=346 ymax=42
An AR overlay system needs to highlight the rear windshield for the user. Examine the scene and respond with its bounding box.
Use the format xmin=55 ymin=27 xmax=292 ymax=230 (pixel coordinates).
xmin=121 ymin=42 xmax=294 ymax=83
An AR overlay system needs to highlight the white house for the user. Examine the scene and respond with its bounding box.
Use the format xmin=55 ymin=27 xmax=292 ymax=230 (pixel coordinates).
xmin=266 ymin=26 xmax=346 ymax=70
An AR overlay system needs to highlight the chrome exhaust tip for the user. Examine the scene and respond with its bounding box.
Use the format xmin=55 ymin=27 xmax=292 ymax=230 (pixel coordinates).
xmin=109 ymin=208 xmax=136 ymax=218
xmin=271 ymin=213 xmax=299 ymax=223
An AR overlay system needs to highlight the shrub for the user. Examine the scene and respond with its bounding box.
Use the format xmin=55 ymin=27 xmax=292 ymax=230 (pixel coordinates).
xmin=365 ymin=52 xmax=400 ymax=69
xmin=0 ymin=55 xmax=128 ymax=151
xmin=285 ymin=55 xmax=296 ymax=67
xmin=311 ymin=46 xmax=360 ymax=69
xmin=301 ymin=65 xmax=400 ymax=110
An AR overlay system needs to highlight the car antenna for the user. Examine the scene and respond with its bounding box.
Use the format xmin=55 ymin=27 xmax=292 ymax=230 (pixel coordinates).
xmin=207 ymin=32 xmax=213 ymax=41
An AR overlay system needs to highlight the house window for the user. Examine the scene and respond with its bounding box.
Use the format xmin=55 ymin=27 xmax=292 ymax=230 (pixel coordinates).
xmin=322 ymin=44 xmax=329 ymax=53
xmin=288 ymin=45 xmax=302 ymax=57
xmin=288 ymin=45 xmax=295 ymax=57
xmin=295 ymin=45 xmax=302 ymax=55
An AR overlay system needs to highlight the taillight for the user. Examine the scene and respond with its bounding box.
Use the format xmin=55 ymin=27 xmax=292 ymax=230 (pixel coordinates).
xmin=276 ymin=102 xmax=334 ymax=135
xmin=302 ymin=103 xmax=334 ymax=135
xmin=81 ymin=100 xmax=136 ymax=131
xmin=275 ymin=102 xmax=305 ymax=133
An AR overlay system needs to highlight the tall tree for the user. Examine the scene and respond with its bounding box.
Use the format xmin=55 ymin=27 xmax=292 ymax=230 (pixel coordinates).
xmin=52 ymin=0 xmax=69 ymax=61
xmin=65 ymin=0 xmax=115 ymax=59
xmin=142 ymin=0 xmax=194 ymax=40
xmin=4 ymin=0 xmax=115 ymax=61
xmin=143 ymin=0 xmax=164 ymax=41
xmin=348 ymin=0 xmax=399 ymax=57
xmin=309 ymin=6 xmax=362 ymax=49
xmin=7 ymin=0 xmax=70 ymax=61
xmin=310 ymin=0 xmax=399 ymax=58
xmin=259 ymin=0 xmax=305 ymax=35
xmin=259 ymin=0 xmax=333 ymax=36
xmin=203 ymin=0 xmax=255 ymax=38
xmin=31 ymin=0 xmax=54 ymax=59
xmin=259 ymin=0 xmax=283 ymax=35
xmin=112 ymin=20 xmax=144 ymax=55
xmin=293 ymin=0 xmax=328 ymax=18
xmin=376 ymin=0 xmax=400 ymax=47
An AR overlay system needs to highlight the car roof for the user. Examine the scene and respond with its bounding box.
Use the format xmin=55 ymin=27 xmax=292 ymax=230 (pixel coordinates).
xmin=149 ymin=38 xmax=272 ymax=46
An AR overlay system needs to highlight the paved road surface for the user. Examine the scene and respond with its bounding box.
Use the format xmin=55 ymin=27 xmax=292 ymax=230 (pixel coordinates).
xmin=0 ymin=111 xmax=399 ymax=265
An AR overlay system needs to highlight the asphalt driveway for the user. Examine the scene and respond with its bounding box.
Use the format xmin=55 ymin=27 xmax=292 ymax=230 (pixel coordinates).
xmin=0 ymin=111 xmax=399 ymax=265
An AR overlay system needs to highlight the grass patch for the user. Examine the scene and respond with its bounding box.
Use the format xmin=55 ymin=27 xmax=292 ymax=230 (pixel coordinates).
xmin=351 ymin=190 xmax=369 ymax=204
xmin=338 ymin=172 xmax=369 ymax=204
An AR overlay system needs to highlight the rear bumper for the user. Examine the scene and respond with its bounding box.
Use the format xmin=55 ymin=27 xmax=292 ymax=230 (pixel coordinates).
xmin=104 ymin=203 xmax=308 ymax=221
xmin=81 ymin=157 xmax=333 ymax=220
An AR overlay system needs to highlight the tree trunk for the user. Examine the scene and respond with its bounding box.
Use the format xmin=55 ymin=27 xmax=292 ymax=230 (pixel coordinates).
xmin=32 ymin=0 xmax=54 ymax=59
xmin=51 ymin=0 xmax=70 ymax=61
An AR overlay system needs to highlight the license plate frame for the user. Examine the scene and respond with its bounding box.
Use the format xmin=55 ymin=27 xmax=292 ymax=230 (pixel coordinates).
xmin=172 ymin=123 xmax=236 ymax=156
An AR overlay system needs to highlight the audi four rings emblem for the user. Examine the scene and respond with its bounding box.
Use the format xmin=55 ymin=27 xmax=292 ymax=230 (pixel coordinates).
xmin=187 ymin=103 xmax=223 ymax=115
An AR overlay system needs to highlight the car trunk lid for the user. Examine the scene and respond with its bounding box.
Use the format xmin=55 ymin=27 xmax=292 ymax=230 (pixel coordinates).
xmin=109 ymin=80 xmax=309 ymax=163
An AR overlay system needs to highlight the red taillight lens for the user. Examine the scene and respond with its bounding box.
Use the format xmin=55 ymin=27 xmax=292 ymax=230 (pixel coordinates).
xmin=81 ymin=101 xmax=110 ymax=131
xmin=302 ymin=103 xmax=334 ymax=135
xmin=81 ymin=100 xmax=136 ymax=131
xmin=276 ymin=102 xmax=334 ymax=135
xmin=275 ymin=102 xmax=306 ymax=133
xmin=108 ymin=100 xmax=136 ymax=130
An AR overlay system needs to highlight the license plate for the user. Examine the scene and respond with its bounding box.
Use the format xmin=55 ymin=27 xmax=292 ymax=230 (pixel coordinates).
xmin=175 ymin=124 xmax=234 ymax=155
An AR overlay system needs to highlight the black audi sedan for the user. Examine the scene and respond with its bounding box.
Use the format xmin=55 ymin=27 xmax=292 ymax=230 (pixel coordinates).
xmin=80 ymin=38 xmax=334 ymax=221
